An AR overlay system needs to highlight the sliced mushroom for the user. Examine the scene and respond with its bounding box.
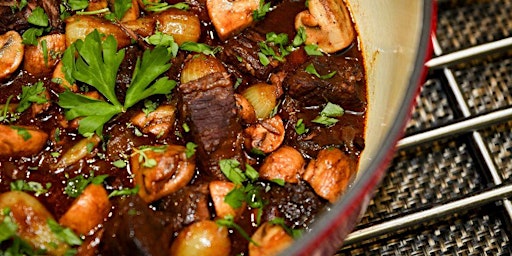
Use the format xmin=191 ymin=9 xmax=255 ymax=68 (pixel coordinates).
xmin=130 ymin=104 xmax=176 ymax=137
xmin=52 ymin=61 xmax=78 ymax=91
xmin=244 ymin=115 xmax=285 ymax=154
xmin=206 ymin=0 xmax=260 ymax=40
xmin=259 ymin=145 xmax=305 ymax=183
xmin=131 ymin=144 xmax=196 ymax=203
xmin=303 ymin=147 xmax=356 ymax=202
xmin=59 ymin=184 xmax=111 ymax=236
xmin=0 ymin=124 xmax=48 ymax=157
xmin=0 ymin=30 xmax=24 ymax=80
xmin=23 ymin=33 xmax=67 ymax=75
xmin=249 ymin=222 xmax=294 ymax=256
xmin=295 ymin=0 xmax=354 ymax=53
xmin=0 ymin=191 xmax=71 ymax=255
xmin=209 ymin=180 xmax=245 ymax=219
xmin=234 ymin=93 xmax=257 ymax=124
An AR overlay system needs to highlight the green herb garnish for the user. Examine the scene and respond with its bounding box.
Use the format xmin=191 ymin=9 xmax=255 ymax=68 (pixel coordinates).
xmin=16 ymin=82 xmax=48 ymax=113
xmin=10 ymin=180 xmax=51 ymax=196
xmin=27 ymin=7 xmax=49 ymax=27
xmin=47 ymin=219 xmax=82 ymax=246
xmin=180 ymin=42 xmax=221 ymax=56
xmin=312 ymin=102 xmax=344 ymax=126
xmin=11 ymin=126 xmax=31 ymax=141
xmin=216 ymin=215 xmax=259 ymax=246
xmin=305 ymin=63 xmax=337 ymax=79
xmin=294 ymin=118 xmax=308 ymax=135
xmin=185 ymin=142 xmax=197 ymax=159
xmin=108 ymin=186 xmax=139 ymax=198
xmin=64 ymin=172 xmax=108 ymax=198
xmin=253 ymin=0 xmax=271 ymax=21
xmin=22 ymin=28 xmax=44 ymax=46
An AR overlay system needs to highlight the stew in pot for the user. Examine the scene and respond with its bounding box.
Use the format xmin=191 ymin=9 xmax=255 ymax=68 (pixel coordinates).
xmin=0 ymin=0 xmax=366 ymax=254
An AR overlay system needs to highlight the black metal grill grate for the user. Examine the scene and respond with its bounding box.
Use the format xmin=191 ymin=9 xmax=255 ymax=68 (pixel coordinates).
xmin=338 ymin=0 xmax=512 ymax=254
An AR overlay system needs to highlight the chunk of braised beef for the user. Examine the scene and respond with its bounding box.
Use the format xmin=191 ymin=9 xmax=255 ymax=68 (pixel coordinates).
xmin=261 ymin=182 xmax=326 ymax=230
xmin=285 ymin=55 xmax=365 ymax=111
xmin=99 ymin=195 xmax=170 ymax=256
xmin=179 ymin=72 xmax=244 ymax=180
xmin=219 ymin=30 xmax=276 ymax=80
xmin=0 ymin=5 xmax=31 ymax=34
xmin=155 ymin=183 xmax=210 ymax=233
xmin=40 ymin=0 xmax=64 ymax=32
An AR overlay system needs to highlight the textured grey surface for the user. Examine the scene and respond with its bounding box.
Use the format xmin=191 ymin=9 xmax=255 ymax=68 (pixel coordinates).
xmin=338 ymin=0 xmax=512 ymax=254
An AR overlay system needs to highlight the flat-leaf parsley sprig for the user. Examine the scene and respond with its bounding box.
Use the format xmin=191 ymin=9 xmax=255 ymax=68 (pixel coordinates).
xmin=58 ymin=30 xmax=176 ymax=137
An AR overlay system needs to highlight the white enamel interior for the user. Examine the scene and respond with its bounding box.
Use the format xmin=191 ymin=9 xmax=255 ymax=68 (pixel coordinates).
xmin=348 ymin=1 xmax=425 ymax=176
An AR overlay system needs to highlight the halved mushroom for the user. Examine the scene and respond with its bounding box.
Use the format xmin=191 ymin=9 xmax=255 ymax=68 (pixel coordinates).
xmin=59 ymin=184 xmax=111 ymax=235
xmin=0 ymin=125 xmax=48 ymax=157
xmin=131 ymin=144 xmax=196 ymax=203
xmin=0 ymin=31 xmax=24 ymax=80
xmin=259 ymin=145 xmax=305 ymax=183
xmin=23 ymin=33 xmax=67 ymax=75
xmin=209 ymin=180 xmax=245 ymax=219
xmin=295 ymin=0 xmax=354 ymax=53
xmin=130 ymin=104 xmax=177 ymax=137
xmin=244 ymin=115 xmax=285 ymax=154
xmin=303 ymin=147 xmax=356 ymax=202
xmin=249 ymin=222 xmax=294 ymax=256
xmin=206 ymin=0 xmax=260 ymax=40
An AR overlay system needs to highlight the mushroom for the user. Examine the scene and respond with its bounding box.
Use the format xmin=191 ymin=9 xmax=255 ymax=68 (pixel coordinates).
xmin=258 ymin=146 xmax=305 ymax=184
xmin=249 ymin=222 xmax=294 ymax=256
xmin=130 ymin=104 xmax=177 ymax=138
xmin=206 ymin=0 xmax=260 ymax=40
xmin=244 ymin=115 xmax=285 ymax=154
xmin=0 ymin=31 xmax=24 ymax=80
xmin=0 ymin=125 xmax=48 ymax=157
xmin=23 ymin=33 xmax=67 ymax=75
xmin=295 ymin=0 xmax=354 ymax=53
xmin=131 ymin=144 xmax=196 ymax=203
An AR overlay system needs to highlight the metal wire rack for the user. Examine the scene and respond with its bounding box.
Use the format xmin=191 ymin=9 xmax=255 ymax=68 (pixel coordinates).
xmin=338 ymin=0 xmax=512 ymax=254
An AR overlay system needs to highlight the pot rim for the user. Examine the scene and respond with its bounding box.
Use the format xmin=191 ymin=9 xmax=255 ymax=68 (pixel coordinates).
xmin=283 ymin=1 xmax=437 ymax=255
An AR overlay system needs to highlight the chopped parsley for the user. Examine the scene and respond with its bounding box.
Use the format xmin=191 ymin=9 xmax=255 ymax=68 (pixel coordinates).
xmin=268 ymin=217 xmax=302 ymax=239
xmin=112 ymin=0 xmax=133 ymax=20
xmin=64 ymin=172 xmax=108 ymax=198
xmin=16 ymin=82 xmax=48 ymax=113
xmin=292 ymin=26 xmax=307 ymax=47
xmin=108 ymin=186 xmax=139 ymax=198
xmin=63 ymin=0 xmax=89 ymax=11
xmin=21 ymin=28 xmax=44 ymax=46
xmin=216 ymin=215 xmax=259 ymax=246
xmin=27 ymin=7 xmax=49 ymax=27
xmin=179 ymin=42 xmax=221 ymax=56
xmin=185 ymin=142 xmax=197 ymax=159
xmin=143 ymin=0 xmax=189 ymax=12
xmin=11 ymin=126 xmax=31 ymax=141
xmin=312 ymin=102 xmax=344 ymax=126
xmin=10 ymin=180 xmax=51 ymax=196
xmin=304 ymin=44 xmax=323 ymax=56
xmin=253 ymin=0 xmax=271 ymax=21
xmin=294 ymin=118 xmax=308 ymax=135
xmin=305 ymin=63 xmax=337 ymax=79
xmin=112 ymin=159 xmax=127 ymax=168
xmin=145 ymin=32 xmax=179 ymax=57
xmin=142 ymin=99 xmax=158 ymax=116
xmin=132 ymin=145 xmax=168 ymax=168
xmin=47 ymin=219 xmax=82 ymax=246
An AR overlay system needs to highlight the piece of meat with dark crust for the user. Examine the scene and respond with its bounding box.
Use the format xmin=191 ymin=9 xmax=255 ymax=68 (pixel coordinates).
xmin=219 ymin=30 xmax=278 ymax=80
xmin=179 ymin=72 xmax=244 ymax=180
xmin=285 ymin=55 xmax=365 ymax=111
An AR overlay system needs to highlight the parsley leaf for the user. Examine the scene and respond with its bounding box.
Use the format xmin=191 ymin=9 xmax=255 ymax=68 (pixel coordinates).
xmin=216 ymin=215 xmax=259 ymax=246
xmin=292 ymin=26 xmax=306 ymax=47
xmin=219 ymin=159 xmax=247 ymax=185
xmin=64 ymin=173 xmax=108 ymax=198
xmin=65 ymin=0 xmax=89 ymax=11
xmin=145 ymin=32 xmax=179 ymax=57
xmin=21 ymin=28 xmax=44 ymax=46
xmin=305 ymin=63 xmax=337 ymax=79
xmin=112 ymin=159 xmax=127 ymax=168
xmin=47 ymin=219 xmax=82 ymax=246
xmin=312 ymin=102 xmax=344 ymax=126
xmin=143 ymin=0 xmax=189 ymax=12
xmin=113 ymin=0 xmax=133 ymax=20
xmin=10 ymin=126 xmax=32 ymax=141
xmin=253 ymin=0 xmax=271 ymax=21
xmin=108 ymin=186 xmax=139 ymax=198
xmin=185 ymin=142 xmax=197 ymax=159
xmin=268 ymin=217 xmax=302 ymax=239
xmin=27 ymin=7 xmax=49 ymax=27
xmin=294 ymin=118 xmax=308 ymax=135
xmin=180 ymin=42 xmax=221 ymax=56
xmin=304 ymin=44 xmax=323 ymax=56
xmin=0 ymin=208 xmax=18 ymax=243
xmin=71 ymin=30 xmax=124 ymax=106
xmin=10 ymin=180 xmax=50 ymax=196
xmin=132 ymin=145 xmax=168 ymax=168
xmin=16 ymin=82 xmax=48 ymax=113
xmin=124 ymin=46 xmax=176 ymax=109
